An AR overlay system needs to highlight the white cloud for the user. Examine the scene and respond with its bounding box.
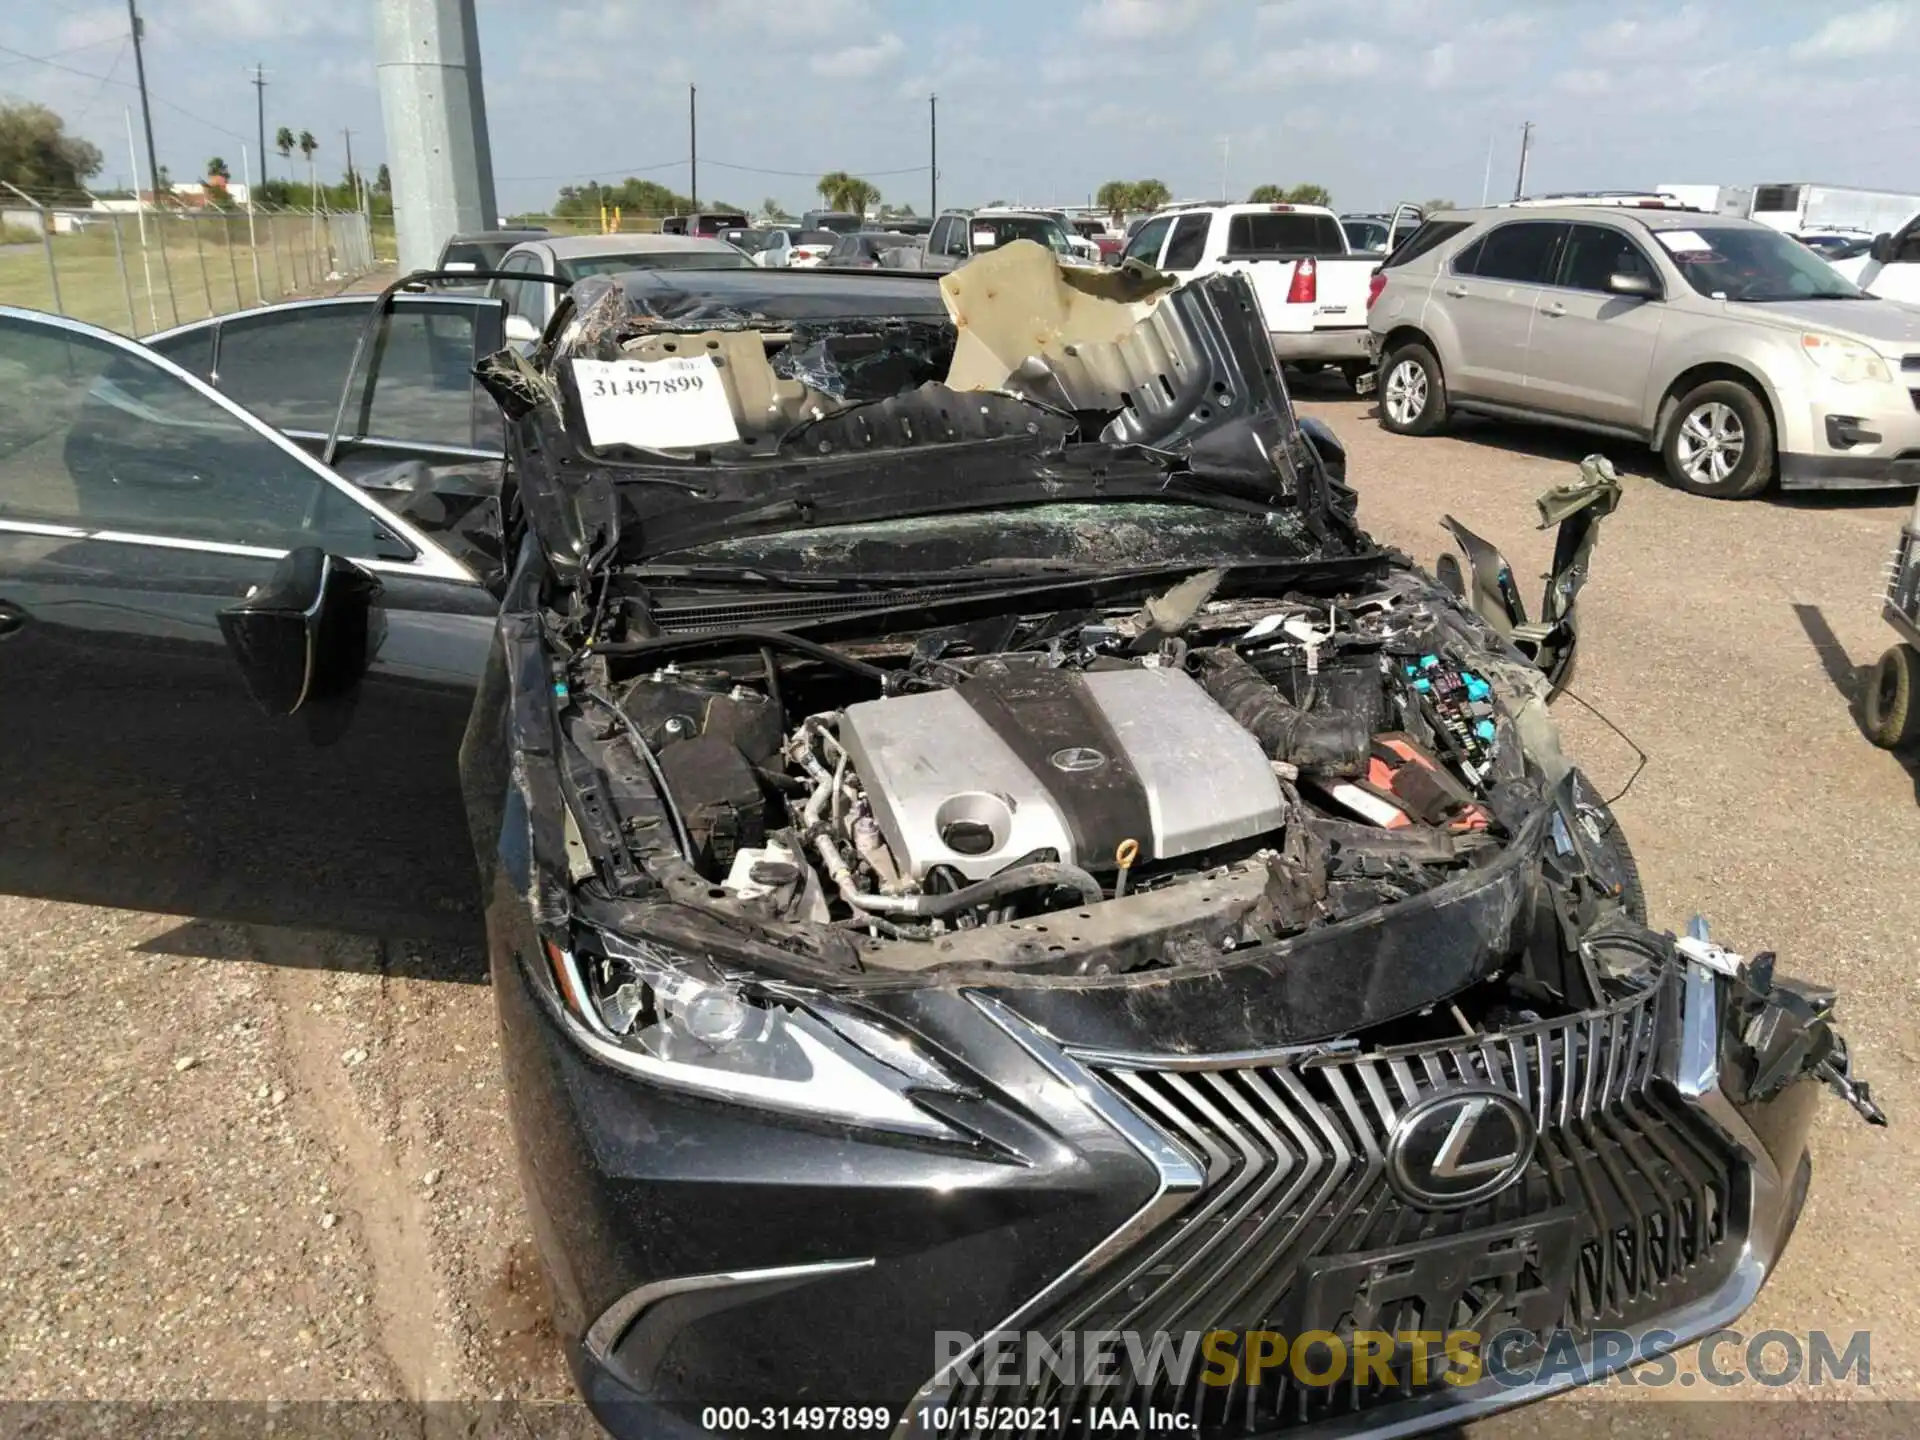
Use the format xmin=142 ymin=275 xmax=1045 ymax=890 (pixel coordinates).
xmin=809 ymin=32 xmax=904 ymax=79
xmin=53 ymin=8 xmax=127 ymax=51
xmin=1558 ymin=67 xmax=1614 ymax=95
xmin=1583 ymin=4 xmax=1710 ymax=57
xmin=1244 ymin=39 xmax=1384 ymax=83
xmin=172 ymin=0 xmax=363 ymax=41
xmin=1790 ymin=1 xmax=1915 ymax=59
xmin=1079 ymin=0 xmax=1210 ymax=41
xmin=1424 ymin=42 xmax=1458 ymax=88
xmin=704 ymin=0 xmax=873 ymax=43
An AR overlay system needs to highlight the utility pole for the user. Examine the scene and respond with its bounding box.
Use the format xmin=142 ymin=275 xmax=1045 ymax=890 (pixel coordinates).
xmin=375 ymin=0 xmax=498 ymax=271
xmin=343 ymin=127 xmax=356 ymax=199
xmin=125 ymin=0 xmax=174 ymax=313
xmin=929 ymin=93 xmax=937 ymax=216
xmin=688 ymin=84 xmax=697 ymax=207
xmin=1220 ymin=135 xmax=1230 ymax=202
xmin=252 ymin=65 xmax=267 ymax=186
xmin=126 ymin=0 xmax=163 ymax=210
xmin=1513 ymin=121 xmax=1535 ymax=201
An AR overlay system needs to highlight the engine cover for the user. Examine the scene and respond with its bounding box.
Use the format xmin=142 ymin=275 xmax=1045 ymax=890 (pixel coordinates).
xmin=837 ymin=665 xmax=1287 ymax=882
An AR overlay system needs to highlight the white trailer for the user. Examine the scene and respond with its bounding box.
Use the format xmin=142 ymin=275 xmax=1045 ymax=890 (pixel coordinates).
xmin=1744 ymin=183 xmax=1920 ymax=236
xmin=1653 ymin=183 xmax=1753 ymax=217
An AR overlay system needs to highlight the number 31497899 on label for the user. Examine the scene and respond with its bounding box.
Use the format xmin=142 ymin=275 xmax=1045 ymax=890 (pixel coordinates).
xmin=587 ymin=371 xmax=706 ymax=399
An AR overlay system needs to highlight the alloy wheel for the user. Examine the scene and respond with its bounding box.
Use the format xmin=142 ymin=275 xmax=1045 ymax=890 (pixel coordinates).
xmin=1675 ymin=401 xmax=1746 ymax=487
xmin=1384 ymin=359 xmax=1428 ymax=427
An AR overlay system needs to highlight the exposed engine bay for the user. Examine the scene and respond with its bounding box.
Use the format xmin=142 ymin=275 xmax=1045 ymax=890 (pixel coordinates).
xmin=507 ymin=247 xmax=1883 ymax=1128
xmin=560 ymin=562 xmax=1612 ymax=973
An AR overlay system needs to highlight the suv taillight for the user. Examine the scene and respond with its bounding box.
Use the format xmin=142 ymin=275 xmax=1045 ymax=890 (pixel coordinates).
xmin=1367 ymin=271 xmax=1387 ymax=311
xmin=1287 ymin=257 xmax=1317 ymax=305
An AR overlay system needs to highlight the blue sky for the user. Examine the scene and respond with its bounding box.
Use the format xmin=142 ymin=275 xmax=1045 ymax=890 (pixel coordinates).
xmin=4 ymin=0 xmax=1916 ymax=216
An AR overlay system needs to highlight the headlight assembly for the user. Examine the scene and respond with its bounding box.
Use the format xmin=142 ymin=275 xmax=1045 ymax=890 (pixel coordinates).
xmin=1801 ymin=332 xmax=1892 ymax=385
xmin=537 ymin=930 xmax=967 ymax=1138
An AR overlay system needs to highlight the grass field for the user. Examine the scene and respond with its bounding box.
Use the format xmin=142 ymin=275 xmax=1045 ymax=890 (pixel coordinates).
xmin=0 ymin=212 xmax=383 ymax=337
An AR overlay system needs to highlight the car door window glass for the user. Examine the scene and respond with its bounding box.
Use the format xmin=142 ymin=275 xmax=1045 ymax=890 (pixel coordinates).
xmin=214 ymin=303 xmax=481 ymax=449
xmin=0 ymin=317 xmax=407 ymax=561
xmin=1124 ymin=216 xmax=1172 ymax=266
xmin=495 ymin=253 xmax=537 ymax=324
xmin=1558 ymin=224 xmax=1658 ymax=293
xmin=1386 ymin=219 xmax=1471 ymax=270
xmin=1469 ymin=222 xmax=1567 ymax=284
xmin=1162 ymin=213 xmax=1209 ymax=270
xmin=1896 ymin=225 xmax=1920 ymax=264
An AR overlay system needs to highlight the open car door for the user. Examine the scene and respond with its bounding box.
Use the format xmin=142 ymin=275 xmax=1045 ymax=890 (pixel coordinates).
xmin=147 ymin=291 xmax=511 ymax=587
xmin=0 ymin=308 xmax=497 ymax=939
xmin=1386 ymin=202 xmax=1426 ymax=256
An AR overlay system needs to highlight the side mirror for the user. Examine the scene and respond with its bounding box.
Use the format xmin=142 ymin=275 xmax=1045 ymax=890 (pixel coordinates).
xmin=1870 ymin=233 xmax=1895 ymax=264
xmin=504 ymin=313 xmax=541 ymax=345
xmin=1606 ymin=270 xmax=1657 ymax=298
xmin=219 ymin=546 xmax=380 ymax=716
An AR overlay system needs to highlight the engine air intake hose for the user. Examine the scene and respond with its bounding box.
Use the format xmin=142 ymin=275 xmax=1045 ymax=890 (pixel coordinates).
xmin=1193 ymin=648 xmax=1370 ymax=777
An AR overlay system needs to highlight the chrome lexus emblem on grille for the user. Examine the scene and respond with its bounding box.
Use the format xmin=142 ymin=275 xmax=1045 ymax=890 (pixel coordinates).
xmin=1049 ymin=746 xmax=1108 ymax=773
xmin=1385 ymin=1087 xmax=1536 ymax=1210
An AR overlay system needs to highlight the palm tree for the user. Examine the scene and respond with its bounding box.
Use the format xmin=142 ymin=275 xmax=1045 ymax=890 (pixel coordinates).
xmin=842 ymin=177 xmax=879 ymax=218
xmin=1247 ymin=184 xmax=1286 ymax=204
xmin=1096 ymin=180 xmax=1136 ymax=224
xmin=1284 ymin=183 xmax=1332 ymax=207
xmin=1420 ymin=198 xmax=1455 ymax=212
xmin=206 ymin=156 xmax=230 ymax=182
xmin=274 ymin=125 xmax=294 ymax=183
xmin=1132 ymin=179 xmax=1171 ymax=212
xmin=297 ymin=131 xmax=318 ymax=211
xmin=816 ymin=171 xmax=855 ymax=211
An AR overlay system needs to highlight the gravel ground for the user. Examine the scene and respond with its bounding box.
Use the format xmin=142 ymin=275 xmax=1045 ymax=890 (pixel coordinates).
xmin=2 ymin=369 xmax=1914 ymax=1438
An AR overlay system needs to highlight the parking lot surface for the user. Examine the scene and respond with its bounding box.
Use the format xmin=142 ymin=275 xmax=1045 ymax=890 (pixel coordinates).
xmin=3 ymin=373 xmax=1915 ymax=1435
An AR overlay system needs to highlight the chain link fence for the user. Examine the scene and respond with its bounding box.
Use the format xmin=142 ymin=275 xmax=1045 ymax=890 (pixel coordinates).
xmin=0 ymin=200 xmax=384 ymax=338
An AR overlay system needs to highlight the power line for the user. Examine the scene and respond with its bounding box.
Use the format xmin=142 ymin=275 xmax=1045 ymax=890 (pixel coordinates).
xmin=0 ymin=36 xmax=249 ymax=144
xmin=72 ymin=40 xmax=128 ymax=127
xmin=0 ymin=35 xmax=126 ymax=68
xmin=702 ymin=157 xmax=929 ymax=178
xmin=495 ymin=158 xmax=686 ymax=183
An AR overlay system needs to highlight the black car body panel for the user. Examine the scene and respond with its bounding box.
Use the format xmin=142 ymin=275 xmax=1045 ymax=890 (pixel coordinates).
xmin=0 ymin=304 xmax=496 ymax=936
xmin=454 ymin=247 xmax=1880 ymax=1435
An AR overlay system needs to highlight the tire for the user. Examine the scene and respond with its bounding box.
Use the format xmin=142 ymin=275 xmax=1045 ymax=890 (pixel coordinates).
xmin=1378 ymin=342 xmax=1448 ymax=435
xmin=1660 ymin=379 xmax=1774 ymax=498
xmin=1863 ymin=642 xmax=1920 ymax=750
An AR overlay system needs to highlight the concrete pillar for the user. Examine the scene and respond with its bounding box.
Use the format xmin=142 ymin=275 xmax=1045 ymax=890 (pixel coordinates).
xmin=375 ymin=0 xmax=498 ymax=273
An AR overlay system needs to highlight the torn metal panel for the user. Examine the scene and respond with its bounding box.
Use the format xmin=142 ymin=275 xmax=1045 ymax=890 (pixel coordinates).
xmin=1440 ymin=454 xmax=1623 ymax=693
xmin=939 ymin=239 xmax=1176 ymax=400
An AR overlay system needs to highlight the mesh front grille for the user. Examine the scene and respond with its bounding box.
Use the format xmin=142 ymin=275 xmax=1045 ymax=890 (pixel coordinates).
xmin=939 ymin=978 xmax=1740 ymax=1437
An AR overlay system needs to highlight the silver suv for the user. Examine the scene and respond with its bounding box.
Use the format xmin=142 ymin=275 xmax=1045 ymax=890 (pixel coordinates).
xmin=1367 ymin=205 xmax=1920 ymax=498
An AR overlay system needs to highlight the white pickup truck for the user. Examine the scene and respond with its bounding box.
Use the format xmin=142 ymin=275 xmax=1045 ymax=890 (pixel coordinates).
xmin=1119 ymin=201 xmax=1420 ymax=388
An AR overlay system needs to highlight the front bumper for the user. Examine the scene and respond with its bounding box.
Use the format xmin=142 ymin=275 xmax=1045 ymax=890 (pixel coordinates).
xmin=1776 ymin=370 xmax=1920 ymax=489
xmin=1269 ymin=326 xmax=1373 ymax=365
xmin=493 ymin=915 xmax=1828 ymax=1439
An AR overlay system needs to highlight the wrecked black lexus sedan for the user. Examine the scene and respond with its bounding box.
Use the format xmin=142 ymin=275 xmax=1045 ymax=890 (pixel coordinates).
xmin=458 ymin=245 xmax=1881 ymax=1437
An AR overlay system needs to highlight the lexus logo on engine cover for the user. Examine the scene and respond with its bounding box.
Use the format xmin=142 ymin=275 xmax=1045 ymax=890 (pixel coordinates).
xmin=1386 ymin=1087 xmax=1536 ymax=1210
xmin=1049 ymin=746 xmax=1108 ymax=773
